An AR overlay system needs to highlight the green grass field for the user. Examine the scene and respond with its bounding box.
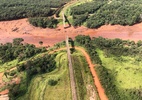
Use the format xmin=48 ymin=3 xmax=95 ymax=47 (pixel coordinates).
xmin=97 ymin=49 xmax=142 ymax=94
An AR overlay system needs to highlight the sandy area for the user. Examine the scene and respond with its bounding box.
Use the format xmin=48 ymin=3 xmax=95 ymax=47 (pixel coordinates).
xmin=0 ymin=18 xmax=142 ymax=47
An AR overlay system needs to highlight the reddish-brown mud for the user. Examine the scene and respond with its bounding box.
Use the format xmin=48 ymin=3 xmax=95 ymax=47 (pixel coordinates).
xmin=0 ymin=18 xmax=142 ymax=47
xmin=91 ymin=24 xmax=142 ymax=41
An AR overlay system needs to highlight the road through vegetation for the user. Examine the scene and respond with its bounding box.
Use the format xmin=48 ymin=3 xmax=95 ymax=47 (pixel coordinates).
xmin=51 ymin=47 xmax=108 ymax=100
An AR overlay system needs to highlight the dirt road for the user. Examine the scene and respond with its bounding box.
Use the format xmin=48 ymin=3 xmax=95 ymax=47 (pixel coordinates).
xmin=75 ymin=47 xmax=108 ymax=100
xmin=50 ymin=47 xmax=108 ymax=100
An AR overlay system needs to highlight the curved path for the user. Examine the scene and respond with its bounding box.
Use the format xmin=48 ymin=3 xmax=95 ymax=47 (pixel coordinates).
xmin=51 ymin=47 xmax=108 ymax=100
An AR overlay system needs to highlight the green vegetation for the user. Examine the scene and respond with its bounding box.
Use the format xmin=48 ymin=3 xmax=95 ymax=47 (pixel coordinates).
xmin=15 ymin=51 xmax=71 ymax=100
xmin=75 ymin=35 xmax=142 ymax=100
xmin=0 ymin=0 xmax=70 ymax=20
xmin=72 ymin=50 xmax=99 ymax=100
xmin=1 ymin=0 xmax=142 ymax=28
xmin=0 ymin=38 xmax=55 ymax=99
xmin=69 ymin=0 xmax=142 ymax=28
xmin=97 ymin=49 xmax=142 ymax=99
xmin=0 ymin=0 xmax=70 ymax=28
xmin=0 ymin=38 xmax=46 ymax=63
xmin=0 ymin=60 xmax=18 ymax=72
xmin=28 ymin=17 xmax=58 ymax=28
xmin=9 ymin=53 xmax=56 ymax=100
xmin=2 ymin=39 xmax=99 ymax=100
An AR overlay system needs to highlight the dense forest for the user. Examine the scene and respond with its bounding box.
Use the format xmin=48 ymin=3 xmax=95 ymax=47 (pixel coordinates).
xmin=70 ymin=0 xmax=142 ymax=28
xmin=0 ymin=0 xmax=69 ymax=20
xmin=0 ymin=0 xmax=70 ymax=28
xmin=75 ymin=35 xmax=142 ymax=100
xmin=0 ymin=38 xmax=46 ymax=63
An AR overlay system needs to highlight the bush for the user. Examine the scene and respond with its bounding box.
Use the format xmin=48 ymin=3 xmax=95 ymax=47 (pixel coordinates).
xmin=8 ymin=70 xmax=17 ymax=76
xmin=48 ymin=79 xmax=58 ymax=86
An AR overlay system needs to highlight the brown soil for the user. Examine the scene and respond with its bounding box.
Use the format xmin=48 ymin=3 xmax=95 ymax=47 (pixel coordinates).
xmin=0 ymin=18 xmax=142 ymax=47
